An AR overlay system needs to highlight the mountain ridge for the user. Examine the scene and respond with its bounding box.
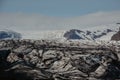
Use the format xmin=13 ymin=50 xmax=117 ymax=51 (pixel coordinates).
xmin=0 ymin=24 xmax=119 ymax=41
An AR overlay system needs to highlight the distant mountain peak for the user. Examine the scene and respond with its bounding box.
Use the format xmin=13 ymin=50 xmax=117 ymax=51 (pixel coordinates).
xmin=64 ymin=28 xmax=117 ymax=41
xmin=0 ymin=30 xmax=21 ymax=40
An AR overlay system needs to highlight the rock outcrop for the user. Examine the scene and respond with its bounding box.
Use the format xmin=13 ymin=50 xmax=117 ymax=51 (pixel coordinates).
xmin=0 ymin=40 xmax=120 ymax=80
xmin=111 ymin=30 xmax=120 ymax=41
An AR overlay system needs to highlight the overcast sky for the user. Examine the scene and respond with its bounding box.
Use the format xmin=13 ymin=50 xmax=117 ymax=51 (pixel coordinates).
xmin=0 ymin=0 xmax=120 ymax=31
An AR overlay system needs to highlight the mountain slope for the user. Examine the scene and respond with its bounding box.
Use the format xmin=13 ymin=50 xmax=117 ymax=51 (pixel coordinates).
xmin=64 ymin=29 xmax=117 ymax=40
xmin=111 ymin=30 xmax=120 ymax=41
xmin=0 ymin=30 xmax=21 ymax=39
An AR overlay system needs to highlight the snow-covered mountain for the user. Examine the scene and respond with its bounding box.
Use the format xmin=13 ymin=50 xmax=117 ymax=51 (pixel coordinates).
xmin=20 ymin=24 xmax=119 ymax=41
xmin=1 ymin=24 xmax=119 ymax=41
xmin=0 ymin=30 xmax=22 ymax=39
xmin=20 ymin=28 xmax=118 ymax=41
xmin=64 ymin=28 xmax=118 ymax=41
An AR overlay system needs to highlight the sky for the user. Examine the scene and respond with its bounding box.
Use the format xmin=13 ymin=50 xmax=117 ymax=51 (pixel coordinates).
xmin=0 ymin=0 xmax=120 ymax=31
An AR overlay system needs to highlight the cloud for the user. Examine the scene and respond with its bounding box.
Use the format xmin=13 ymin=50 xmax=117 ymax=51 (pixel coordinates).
xmin=0 ymin=11 xmax=120 ymax=31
